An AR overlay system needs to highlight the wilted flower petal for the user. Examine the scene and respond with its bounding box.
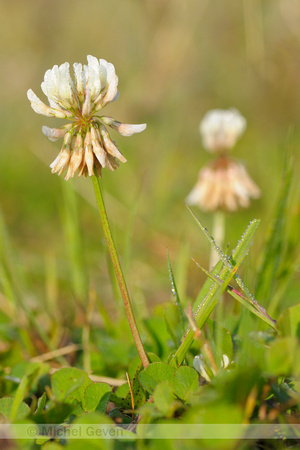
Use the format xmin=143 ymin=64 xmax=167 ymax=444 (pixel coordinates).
xmin=100 ymin=125 xmax=127 ymax=162
xmin=50 ymin=147 xmax=71 ymax=175
xmin=64 ymin=134 xmax=84 ymax=180
xmin=186 ymin=158 xmax=260 ymax=212
xmin=90 ymin=126 xmax=108 ymax=168
xmin=83 ymin=133 xmax=95 ymax=177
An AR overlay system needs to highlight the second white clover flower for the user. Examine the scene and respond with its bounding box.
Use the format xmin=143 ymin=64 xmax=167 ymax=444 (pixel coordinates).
xmin=200 ymin=108 xmax=246 ymax=153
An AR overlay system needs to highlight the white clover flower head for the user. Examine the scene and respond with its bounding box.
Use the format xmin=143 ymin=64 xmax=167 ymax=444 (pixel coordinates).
xmin=186 ymin=157 xmax=260 ymax=212
xmin=27 ymin=55 xmax=146 ymax=180
xmin=200 ymin=108 xmax=246 ymax=153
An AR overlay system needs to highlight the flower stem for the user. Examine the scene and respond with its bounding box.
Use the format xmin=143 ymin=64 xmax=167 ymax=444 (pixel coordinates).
xmin=210 ymin=211 xmax=225 ymax=354
xmin=91 ymin=176 xmax=149 ymax=368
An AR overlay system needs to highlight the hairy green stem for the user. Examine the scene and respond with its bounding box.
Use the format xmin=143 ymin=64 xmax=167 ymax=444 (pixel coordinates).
xmin=91 ymin=176 xmax=149 ymax=368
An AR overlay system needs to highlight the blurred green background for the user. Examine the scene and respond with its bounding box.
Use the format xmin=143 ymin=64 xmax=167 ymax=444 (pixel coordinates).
xmin=0 ymin=0 xmax=299 ymax=316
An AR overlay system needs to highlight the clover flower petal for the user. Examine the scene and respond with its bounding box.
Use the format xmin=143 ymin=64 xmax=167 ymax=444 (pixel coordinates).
xmin=73 ymin=63 xmax=86 ymax=102
xmin=200 ymin=108 xmax=246 ymax=153
xmin=101 ymin=117 xmax=147 ymax=136
xmin=42 ymin=124 xmax=72 ymax=142
xmin=85 ymin=55 xmax=102 ymax=100
xmin=95 ymin=62 xmax=119 ymax=109
xmin=28 ymin=56 xmax=146 ymax=180
xmin=27 ymin=89 xmax=72 ymax=119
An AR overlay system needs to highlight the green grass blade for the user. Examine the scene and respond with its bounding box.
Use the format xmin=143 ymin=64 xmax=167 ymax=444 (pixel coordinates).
xmin=0 ymin=209 xmax=66 ymax=361
xmin=164 ymin=309 xmax=179 ymax=347
xmin=61 ymin=180 xmax=88 ymax=302
xmin=193 ymin=259 xmax=224 ymax=312
xmin=167 ymin=249 xmax=185 ymax=334
xmin=174 ymin=240 xmax=191 ymax=308
xmin=122 ymin=191 xmax=140 ymax=274
xmin=9 ymin=375 xmax=28 ymax=422
xmin=255 ymin=143 xmax=293 ymax=307
xmin=197 ymin=264 xmax=277 ymax=330
xmin=0 ymin=208 xmax=28 ymax=297
xmin=188 ymin=205 xmax=260 ymax=300
xmin=170 ymin=219 xmax=260 ymax=367
xmin=187 ymin=206 xmax=229 ymax=267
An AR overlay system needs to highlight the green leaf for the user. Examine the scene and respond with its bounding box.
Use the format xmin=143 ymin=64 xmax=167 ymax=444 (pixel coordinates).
xmin=278 ymin=303 xmax=300 ymax=338
xmin=265 ymin=337 xmax=300 ymax=376
xmin=124 ymin=368 xmax=146 ymax=409
xmin=111 ymin=352 xmax=160 ymax=408
xmin=137 ymin=401 xmax=161 ymax=423
xmin=126 ymin=353 xmax=162 ymax=409
xmin=206 ymin=319 xmax=234 ymax=362
xmin=10 ymin=420 xmax=39 ymax=446
xmin=163 ymin=303 xmax=182 ymax=348
xmin=144 ymin=317 xmax=174 ymax=360
xmin=128 ymin=352 xmax=161 ymax=380
xmin=42 ymin=443 xmax=65 ymax=450
xmin=173 ymin=366 xmax=199 ymax=401
xmin=36 ymin=402 xmax=76 ymax=424
xmin=68 ymin=412 xmax=114 ymax=450
xmin=83 ymin=382 xmax=111 ymax=413
xmin=0 ymin=397 xmax=30 ymax=421
xmin=113 ymin=382 xmax=130 ymax=402
xmin=183 ymin=401 xmax=244 ymax=428
xmin=153 ymin=381 xmax=176 ymax=416
xmin=51 ymin=368 xmax=87 ymax=402
xmin=34 ymin=392 xmax=47 ymax=415
xmin=139 ymin=362 xmax=176 ymax=394
xmin=271 ymin=381 xmax=300 ymax=405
